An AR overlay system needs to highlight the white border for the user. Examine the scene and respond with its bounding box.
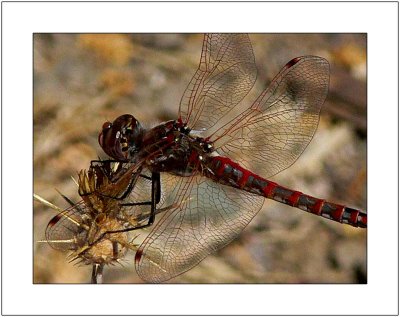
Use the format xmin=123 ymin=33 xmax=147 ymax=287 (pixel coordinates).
xmin=3 ymin=2 xmax=398 ymax=315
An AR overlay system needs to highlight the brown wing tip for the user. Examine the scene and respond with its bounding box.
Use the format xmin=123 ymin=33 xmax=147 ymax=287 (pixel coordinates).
xmin=47 ymin=214 xmax=63 ymax=228
xmin=135 ymin=249 xmax=143 ymax=263
xmin=285 ymin=57 xmax=302 ymax=68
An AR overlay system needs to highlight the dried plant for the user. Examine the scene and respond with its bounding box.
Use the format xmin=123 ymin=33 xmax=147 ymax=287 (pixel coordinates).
xmin=36 ymin=160 xmax=158 ymax=283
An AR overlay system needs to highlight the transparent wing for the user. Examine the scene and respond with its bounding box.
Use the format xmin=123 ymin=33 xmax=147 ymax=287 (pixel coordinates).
xmin=212 ymin=56 xmax=330 ymax=178
xmin=179 ymin=33 xmax=257 ymax=132
xmin=45 ymin=201 xmax=89 ymax=251
xmin=135 ymin=174 xmax=264 ymax=283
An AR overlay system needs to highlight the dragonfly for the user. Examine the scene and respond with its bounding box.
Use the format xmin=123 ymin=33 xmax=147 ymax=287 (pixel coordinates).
xmin=97 ymin=33 xmax=367 ymax=283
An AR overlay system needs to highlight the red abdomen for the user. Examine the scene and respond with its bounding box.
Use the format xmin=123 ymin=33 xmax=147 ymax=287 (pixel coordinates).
xmin=206 ymin=156 xmax=367 ymax=228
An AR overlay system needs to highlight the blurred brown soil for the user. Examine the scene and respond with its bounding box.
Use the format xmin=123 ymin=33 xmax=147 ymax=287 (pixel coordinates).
xmin=34 ymin=33 xmax=366 ymax=284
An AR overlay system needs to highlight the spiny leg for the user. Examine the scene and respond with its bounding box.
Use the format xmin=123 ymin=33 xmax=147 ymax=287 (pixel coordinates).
xmin=89 ymin=172 xmax=161 ymax=246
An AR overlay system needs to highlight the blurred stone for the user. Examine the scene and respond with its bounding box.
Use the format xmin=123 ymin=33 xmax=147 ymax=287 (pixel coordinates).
xmin=78 ymin=34 xmax=134 ymax=66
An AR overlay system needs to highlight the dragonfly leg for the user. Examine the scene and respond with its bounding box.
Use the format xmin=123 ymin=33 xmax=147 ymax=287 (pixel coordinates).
xmin=150 ymin=172 xmax=161 ymax=223
xmin=89 ymin=172 xmax=161 ymax=246
xmin=119 ymin=171 xmax=160 ymax=225
xmin=121 ymin=171 xmax=161 ymax=220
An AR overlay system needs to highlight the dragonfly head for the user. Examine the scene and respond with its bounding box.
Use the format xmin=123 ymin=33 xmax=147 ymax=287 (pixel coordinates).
xmin=98 ymin=114 xmax=144 ymax=161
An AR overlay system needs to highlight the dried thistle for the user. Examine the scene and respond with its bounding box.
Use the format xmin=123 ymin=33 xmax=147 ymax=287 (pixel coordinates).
xmin=37 ymin=161 xmax=155 ymax=281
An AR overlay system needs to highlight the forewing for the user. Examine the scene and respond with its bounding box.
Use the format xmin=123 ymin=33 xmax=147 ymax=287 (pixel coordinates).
xmin=213 ymin=56 xmax=330 ymax=178
xmin=135 ymin=175 xmax=264 ymax=283
xmin=179 ymin=33 xmax=257 ymax=132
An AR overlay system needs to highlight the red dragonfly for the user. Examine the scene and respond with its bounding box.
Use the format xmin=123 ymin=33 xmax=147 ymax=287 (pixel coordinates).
xmin=98 ymin=34 xmax=367 ymax=283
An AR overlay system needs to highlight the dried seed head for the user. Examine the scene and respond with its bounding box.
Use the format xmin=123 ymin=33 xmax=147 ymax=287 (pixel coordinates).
xmin=40 ymin=160 xmax=147 ymax=270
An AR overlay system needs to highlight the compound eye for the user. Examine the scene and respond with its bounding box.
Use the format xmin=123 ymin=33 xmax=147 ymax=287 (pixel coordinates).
xmin=102 ymin=121 xmax=112 ymax=130
xmin=98 ymin=132 xmax=104 ymax=147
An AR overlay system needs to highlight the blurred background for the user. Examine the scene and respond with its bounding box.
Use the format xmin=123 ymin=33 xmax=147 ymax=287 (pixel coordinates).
xmin=34 ymin=33 xmax=366 ymax=283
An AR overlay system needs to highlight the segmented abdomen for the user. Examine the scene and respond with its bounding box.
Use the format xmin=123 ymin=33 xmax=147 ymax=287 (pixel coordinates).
xmin=207 ymin=156 xmax=367 ymax=228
